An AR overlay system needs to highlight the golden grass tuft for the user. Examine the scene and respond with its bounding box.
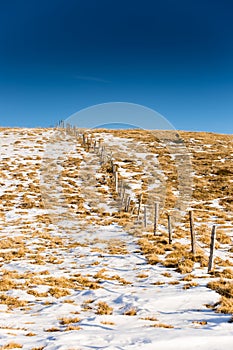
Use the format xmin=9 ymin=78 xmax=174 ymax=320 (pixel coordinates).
xmin=176 ymin=258 xmax=194 ymax=274
xmin=101 ymin=321 xmax=115 ymax=325
xmin=216 ymin=297 xmax=233 ymax=314
xmin=192 ymin=320 xmax=207 ymax=326
xmin=141 ymin=316 xmax=158 ymax=321
xmin=137 ymin=273 xmax=149 ymax=279
xmin=49 ymin=287 xmax=71 ymax=298
xmin=207 ymin=278 xmax=233 ymax=314
xmin=64 ymin=325 xmax=82 ymax=331
xmin=45 ymin=327 xmax=60 ymax=332
xmin=216 ymin=230 xmax=232 ymax=245
xmin=207 ymin=279 xmax=233 ymax=298
xmin=0 ymin=294 xmax=28 ymax=309
xmin=0 ymin=344 xmax=23 ymax=349
xmin=59 ymin=317 xmax=81 ymax=325
xmin=150 ymin=323 xmax=174 ymax=328
xmin=106 ymin=239 xmax=129 ymax=255
xmin=124 ymin=308 xmax=137 ymax=316
xmin=96 ymin=301 xmax=113 ymax=315
xmin=212 ymin=268 xmax=233 ymax=279
xmin=183 ymin=282 xmax=198 ymax=289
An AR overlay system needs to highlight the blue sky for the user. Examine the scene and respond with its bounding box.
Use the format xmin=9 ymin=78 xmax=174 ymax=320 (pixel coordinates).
xmin=0 ymin=0 xmax=232 ymax=133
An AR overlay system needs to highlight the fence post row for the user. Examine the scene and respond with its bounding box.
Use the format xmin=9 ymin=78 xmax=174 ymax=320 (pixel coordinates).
xmin=66 ymin=126 xmax=224 ymax=277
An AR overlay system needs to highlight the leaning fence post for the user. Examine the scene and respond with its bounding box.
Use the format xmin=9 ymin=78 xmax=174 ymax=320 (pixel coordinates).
xmin=208 ymin=225 xmax=217 ymax=273
xmin=153 ymin=202 xmax=159 ymax=235
xmin=168 ymin=214 xmax=172 ymax=244
xmin=189 ymin=210 xmax=196 ymax=255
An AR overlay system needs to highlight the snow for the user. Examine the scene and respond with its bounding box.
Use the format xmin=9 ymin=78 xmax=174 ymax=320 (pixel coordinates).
xmin=0 ymin=128 xmax=232 ymax=349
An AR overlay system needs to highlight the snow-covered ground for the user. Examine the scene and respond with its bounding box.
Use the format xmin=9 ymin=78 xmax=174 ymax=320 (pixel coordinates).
xmin=0 ymin=128 xmax=232 ymax=349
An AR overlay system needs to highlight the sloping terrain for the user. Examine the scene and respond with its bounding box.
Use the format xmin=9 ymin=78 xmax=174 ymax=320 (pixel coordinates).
xmin=0 ymin=127 xmax=232 ymax=350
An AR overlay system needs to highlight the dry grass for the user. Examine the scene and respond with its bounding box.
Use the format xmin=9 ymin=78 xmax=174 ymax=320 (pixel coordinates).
xmin=27 ymin=289 xmax=49 ymax=298
xmin=141 ymin=316 xmax=158 ymax=321
xmin=124 ymin=308 xmax=137 ymax=316
xmin=45 ymin=327 xmax=60 ymax=332
xmin=59 ymin=317 xmax=81 ymax=325
xmin=106 ymin=239 xmax=129 ymax=255
xmin=216 ymin=297 xmax=233 ymax=314
xmin=162 ymin=272 xmax=172 ymax=278
xmin=100 ymin=321 xmax=115 ymax=325
xmin=207 ymin=279 xmax=233 ymax=314
xmin=49 ymin=287 xmax=71 ymax=298
xmin=212 ymin=268 xmax=233 ymax=279
xmin=0 ymin=344 xmax=23 ymax=349
xmin=192 ymin=320 xmax=207 ymax=326
xmin=0 ymin=294 xmax=28 ymax=309
xmin=207 ymin=279 xmax=233 ymax=299
xmin=216 ymin=230 xmax=232 ymax=245
xmin=150 ymin=323 xmax=174 ymax=328
xmin=183 ymin=282 xmax=198 ymax=289
xmin=169 ymin=281 xmax=180 ymax=285
xmin=72 ymin=274 xmax=100 ymax=289
xmin=64 ymin=325 xmax=82 ymax=331
xmin=96 ymin=301 xmax=113 ymax=315
xmin=137 ymin=273 xmax=149 ymax=279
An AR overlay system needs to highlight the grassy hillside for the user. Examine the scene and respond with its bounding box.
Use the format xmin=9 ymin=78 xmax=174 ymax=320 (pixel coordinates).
xmin=0 ymin=127 xmax=232 ymax=349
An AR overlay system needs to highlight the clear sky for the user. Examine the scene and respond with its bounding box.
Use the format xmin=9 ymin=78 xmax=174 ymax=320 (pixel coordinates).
xmin=0 ymin=0 xmax=232 ymax=133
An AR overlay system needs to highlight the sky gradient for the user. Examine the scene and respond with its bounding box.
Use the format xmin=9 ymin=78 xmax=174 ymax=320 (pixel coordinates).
xmin=0 ymin=0 xmax=232 ymax=133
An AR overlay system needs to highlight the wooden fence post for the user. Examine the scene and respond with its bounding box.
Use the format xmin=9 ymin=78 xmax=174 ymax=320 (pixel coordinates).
xmin=87 ymin=138 xmax=91 ymax=152
xmin=93 ymin=140 xmax=97 ymax=152
xmin=137 ymin=194 xmax=143 ymax=221
xmin=208 ymin=225 xmax=217 ymax=273
xmin=82 ymin=134 xmax=86 ymax=146
xmin=121 ymin=183 xmax=126 ymax=204
xmin=126 ymin=196 xmax=131 ymax=212
xmin=168 ymin=214 xmax=172 ymax=244
xmin=153 ymin=202 xmax=159 ymax=235
xmin=124 ymin=195 xmax=129 ymax=212
xmin=115 ymin=171 xmax=118 ymax=193
xmin=119 ymin=180 xmax=123 ymax=197
xmin=100 ymin=146 xmax=104 ymax=162
xmin=98 ymin=139 xmax=102 ymax=154
xmin=144 ymin=205 xmax=147 ymax=228
xmin=189 ymin=210 xmax=196 ymax=255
